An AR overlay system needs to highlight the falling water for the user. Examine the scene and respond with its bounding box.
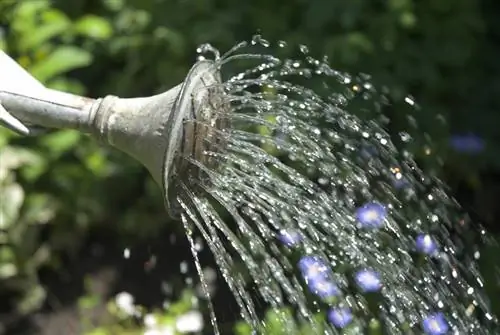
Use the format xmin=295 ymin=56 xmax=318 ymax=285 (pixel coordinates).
xmin=171 ymin=35 xmax=498 ymax=334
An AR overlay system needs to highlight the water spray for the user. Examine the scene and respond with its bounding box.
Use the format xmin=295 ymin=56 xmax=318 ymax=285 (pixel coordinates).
xmin=0 ymin=50 xmax=228 ymax=216
xmin=1 ymin=44 xmax=498 ymax=334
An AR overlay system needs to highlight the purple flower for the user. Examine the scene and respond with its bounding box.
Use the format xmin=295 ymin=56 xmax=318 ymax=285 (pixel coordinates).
xmin=355 ymin=202 xmax=387 ymax=228
xmin=422 ymin=312 xmax=449 ymax=335
xmin=416 ymin=234 xmax=438 ymax=255
xmin=278 ymin=229 xmax=303 ymax=247
xmin=298 ymin=256 xmax=330 ymax=281
xmin=306 ymin=277 xmax=340 ymax=299
xmin=355 ymin=269 xmax=382 ymax=292
xmin=450 ymin=134 xmax=484 ymax=154
xmin=328 ymin=307 xmax=353 ymax=328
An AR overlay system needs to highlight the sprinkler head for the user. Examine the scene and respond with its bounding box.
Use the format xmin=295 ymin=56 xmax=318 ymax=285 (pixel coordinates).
xmin=0 ymin=51 xmax=230 ymax=217
xmin=89 ymin=60 xmax=229 ymax=216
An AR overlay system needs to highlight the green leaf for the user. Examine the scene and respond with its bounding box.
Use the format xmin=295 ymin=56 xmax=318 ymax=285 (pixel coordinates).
xmin=22 ymin=193 xmax=57 ymax=224
xmin=29 ymin=46 xmax=93 ymax=83
xmin=0 ymin=29 xmax=6 ymax=51
xmin=17 ymin=284 xmax=46 ymax=314
xmin=346 ymin=32 xmax=374 ymax=53
xmin=234 ymin=321 xmax=252 ymax=335
xmin=18 ymin=10 xmax=71 ymax=51
xmin=84 ymin=151 xmax=109 ymax=176
xmin=74 ymin=15 xmax=113 ymax=40
xmin=40 ymin=130 xmax=82 ymax=158
xmin=0 ymin=246 xmax=17 ymax=279
xmin=0 ymin=182 xmax=24 ymax=229
xmin=79 ymin=294 xmax=100 ymax=310
xmin=0 ymin=262 xmax=17 ymax=279
xmin=368 ymin=318 xmax=382 ymax=335
xmin=0 ymin=146 xmax=42 ymax=177
xmin=13 ymin=0 xmax=50 ymax=24
xmin=298 ymin=313 xmax=325 ymax=334
xmin=85 ymin=328 xmax=110 ymax=335
xmin=47 ymin=77 xmax=87 ymax=95
xmin=263 ymin=308 xmax=294 ymax=335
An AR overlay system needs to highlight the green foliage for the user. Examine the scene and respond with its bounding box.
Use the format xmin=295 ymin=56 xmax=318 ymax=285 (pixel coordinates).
xmin=0 ymin=0 xmax=168 ymax=316
xmin=1 ymin=0 xmax=500 ymax=332
xmin=77 ymin=278 xmax=199 ymax=334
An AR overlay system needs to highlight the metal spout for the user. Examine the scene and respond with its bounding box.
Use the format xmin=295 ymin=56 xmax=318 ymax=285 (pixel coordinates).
xmin=0 ymin=51 xmax=228 ymax=216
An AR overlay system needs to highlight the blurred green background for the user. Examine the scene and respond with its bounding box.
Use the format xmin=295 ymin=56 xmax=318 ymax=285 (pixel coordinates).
xmin=0 ymin=0 xmax=499 ymax=334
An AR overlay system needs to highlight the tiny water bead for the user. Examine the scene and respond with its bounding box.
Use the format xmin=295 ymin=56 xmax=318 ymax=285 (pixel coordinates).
xmin=328 ymin=307 xmax=353 ymax=328
xmin=416 ymin=234 xmax=438 ymax=255
xmin=355 ymin=269 xmax=382 ymax=293
xmin=179 ymin=37 xmax=498 ymax=334
xmin=355 ymin=202 xmax=387 ymax=228
xmin=422 ymin=313 xmax=449 ymax=335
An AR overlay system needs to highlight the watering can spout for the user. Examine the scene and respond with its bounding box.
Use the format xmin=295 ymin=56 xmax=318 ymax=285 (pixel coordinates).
xmin=0 ymin=50 xmax=97 ymax=135
xmin=0 ymin=50 xmax=229 ymax=215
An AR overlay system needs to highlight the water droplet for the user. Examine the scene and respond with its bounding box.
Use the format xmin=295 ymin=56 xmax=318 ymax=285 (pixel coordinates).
xmin=251 ymin=34 xmax=270 ymax=47
xmin=180 ymin=261 xmax=189 ymax=274
xmin=405 ymin=96 xmax=415 ymax=106
xmin=196 ymin=43 xmax=221 ymax=60
xmin=170 ymin=38 xmax=498 ymax=334
xmin=399 ymin=131 xmax=412 ymax=142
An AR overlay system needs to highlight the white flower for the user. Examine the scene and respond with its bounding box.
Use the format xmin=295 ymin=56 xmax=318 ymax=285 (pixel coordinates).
xmin=115 ymin=291 xmax=136 ymax=315
xmin=144 ymin=313 xmax=158 ymax=328
xmin=176 ymin=310 xmax=203 ymax=333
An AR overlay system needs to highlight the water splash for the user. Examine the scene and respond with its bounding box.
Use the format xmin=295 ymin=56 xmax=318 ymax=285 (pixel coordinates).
xmin=173 ymin=36 xmax=498 ymax=334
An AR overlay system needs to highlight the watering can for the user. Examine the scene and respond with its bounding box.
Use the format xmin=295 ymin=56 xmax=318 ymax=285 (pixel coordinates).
xmin=0 ymin=50 xmax=229 ymax=214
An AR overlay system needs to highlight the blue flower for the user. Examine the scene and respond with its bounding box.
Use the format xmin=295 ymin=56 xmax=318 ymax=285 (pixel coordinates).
xmin=422 ymin=312 xmax=449 ymax=335
xmin=355 ymin=269 xmax=382 ymax=292
xmin=355 ymin=202 xmax=387 ymax=228
xmin=298 ymin=256 xmax=330 ymax=281
xmin=306 ymin=277 xmax=340 ymax=299
xmin=328 ymin=307 xmax=353 ymax=328
xmin=277 ymin=229 xmax=303 ymax=247
xmin=450 ymin=134 xmax=484 ymax=154
xmin=416 ymin=234 xmax=438 ymax=255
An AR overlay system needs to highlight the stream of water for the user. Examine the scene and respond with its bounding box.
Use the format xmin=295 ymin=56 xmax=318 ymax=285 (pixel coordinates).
xmin=173 ymin=36 xmax=498 ymax=334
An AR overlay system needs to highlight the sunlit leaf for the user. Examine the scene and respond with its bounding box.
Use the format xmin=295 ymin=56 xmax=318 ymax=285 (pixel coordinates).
xmin=22 ymin=193 xmax=57 ymax=224
xmin=74 ymin=15 xmax=113 ymax=40
xmin=0 ymin=146 xmax=42 ymax=172
xmin=18 ymin=10 xmax=71 ymax=51
xmin=0 ymin=263 xmax=17 ymax=279
xmin=29 ymin=46 xmax=93 ymax=83
xmin=0 ymin=182 xmax=24 ymax=229
xmin=234 ymin=321 xmax=252 ymax=335
xmin=40 ymin=130 xmax=82 ymax=158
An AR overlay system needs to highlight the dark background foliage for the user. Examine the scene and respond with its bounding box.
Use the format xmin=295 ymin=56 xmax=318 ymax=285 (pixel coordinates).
xmin=0 ymin=0 xmax=499 ymax=333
